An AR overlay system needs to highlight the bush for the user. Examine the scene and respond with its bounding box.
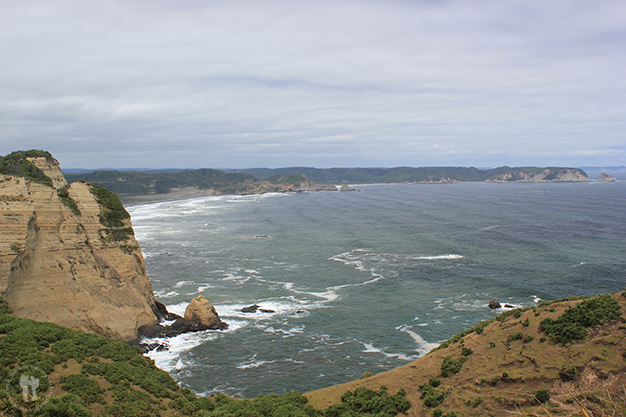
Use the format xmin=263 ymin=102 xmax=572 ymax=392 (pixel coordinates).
xmin=535 ymin=389 xmax=550 ymax=404
xmin=461 ymin=347 xmax=473 ymax=357
xmin=325 ymin=386 xmax=411 ymax=416
xmin=539 ymin=295 xmax=622 ymax=345
xmin=88 ymin=183 xmax=130 ymax=228
xmin=441 ymin=357 xmax=463 ymax=377
xmin=559 ymin=364 xmax=578 ymax=381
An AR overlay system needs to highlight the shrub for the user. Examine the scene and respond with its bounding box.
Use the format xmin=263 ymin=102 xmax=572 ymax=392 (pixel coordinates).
xmin=539 ymin=295 xmax=622 ymax=345
xmin=441 ymin=357 xmax=463 ymax=377
xmin=467 ymin=397 xmax=483 ymax=407
xmin=535 ymin=389 xmax=550 ymax=404
xmin=461 ymin=347 xmax=473 ymax=357
xmin=559 ymin=364 xmax=578 ymax=381
xmin=57 ymin=185 xmax=81 ymax=216
xmin=429 ymin=378 xmax=441 ymax=387
xmin=88 ymin=183 xmax=130 ymax=228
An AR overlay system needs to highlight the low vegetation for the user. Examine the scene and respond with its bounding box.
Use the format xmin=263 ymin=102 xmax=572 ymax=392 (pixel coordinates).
xmin=0 ymin=150 xmax=54 ymax=187
xmin=307 ymin=291 xmax=626 ymax=416
xmin=539 ymin=294 xmax=621 ymax=345
xmin=57 ymin=185 xmax=81 ymax=216
xmin=0 ymin=297 xmax=411 ymax=416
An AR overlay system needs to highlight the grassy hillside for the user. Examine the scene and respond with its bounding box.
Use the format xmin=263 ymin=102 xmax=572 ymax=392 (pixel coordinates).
xmin=306 ymin=292 xmax=626 ymax=417
xmin=0 ymin=297 xmax=409 ymax=417
xmin=1 ymin=292 xmax=624 ymax=416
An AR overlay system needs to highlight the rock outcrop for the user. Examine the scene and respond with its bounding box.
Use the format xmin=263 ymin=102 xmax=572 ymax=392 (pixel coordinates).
xmin=0 ymin=152 xmax=166 ymax=342
xmin=138 ymin=295 xmax=228 ymax=339
xmin=486 ymin=168 xmax=589 ymax=183
xmin=598 ymin=173 xmax=616 ymax=182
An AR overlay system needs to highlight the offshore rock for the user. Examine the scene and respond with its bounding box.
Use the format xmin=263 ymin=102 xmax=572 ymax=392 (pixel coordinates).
xmin=139 ymin=296 xmax=228 ymax=338
xmin=0 ymin=153 xmax=166 ymax=342
xmin=598 ymin=173 xmax=616 ymax=182
xmin=241 ymin=304 xmax=260 ymax=313
xmin=182 ymin=295 xmax=226 ymax=328
xmin=488 ymin=300 xmax=501 ymax=309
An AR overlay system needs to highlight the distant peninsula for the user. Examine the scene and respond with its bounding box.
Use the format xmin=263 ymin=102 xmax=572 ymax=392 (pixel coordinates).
xmin=65 ymin=166 xmax=589 ymax=203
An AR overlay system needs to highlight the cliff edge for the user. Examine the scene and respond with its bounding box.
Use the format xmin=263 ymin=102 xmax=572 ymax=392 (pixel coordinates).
xmin=0 ymin=151 xmax=164 ymax=342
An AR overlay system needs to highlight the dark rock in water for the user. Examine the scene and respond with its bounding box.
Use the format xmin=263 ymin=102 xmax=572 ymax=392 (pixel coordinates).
xmin=296 ymin=310 xmax=305 ymax=314
xmin=488 ymin=300 xmax=501 ymax=309
xmin=153 ymin=300 xmax=182 ymax=321
xmin=255 ymin=235 xmax=270 ymax=238
xmin=504 ymin=304 xmax=514 ymax=308
xmin=241 ymin=304 xmax=260 ymax=313
xmin=259 ymin=308 xmax=276 ymax=313
xmin=142 ymin=342 xmax=170 ymax=353
xmin=138 ymin=295 xmax=228 ymax=338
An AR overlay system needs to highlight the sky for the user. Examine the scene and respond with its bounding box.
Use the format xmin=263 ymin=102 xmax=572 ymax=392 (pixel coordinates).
xmin=1 ymin=0 xmax=625 ymax=170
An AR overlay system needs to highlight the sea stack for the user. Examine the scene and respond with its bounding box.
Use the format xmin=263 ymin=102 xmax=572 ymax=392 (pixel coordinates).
xmin=598 ymin=173 xmax=616 ymax=182
xmin=182 ymin=295 xmax=228 ymax=329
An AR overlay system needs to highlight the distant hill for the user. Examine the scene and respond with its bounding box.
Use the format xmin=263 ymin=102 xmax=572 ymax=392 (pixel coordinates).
xmin=231 ymin=166 xmax=589 ymax=184
xmin=64 ymin=169 xmax=335 ymax=203
xmin=64 ymin=166 xmax=589 ymax=204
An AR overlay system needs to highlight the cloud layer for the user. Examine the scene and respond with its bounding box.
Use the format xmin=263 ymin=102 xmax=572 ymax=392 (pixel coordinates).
xmin=1 ymin=0 xmax=625 ymax=168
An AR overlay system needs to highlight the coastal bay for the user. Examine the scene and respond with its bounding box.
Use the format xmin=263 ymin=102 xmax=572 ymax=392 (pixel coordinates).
xmin=130 ymin=181 xmax=626 ymax=397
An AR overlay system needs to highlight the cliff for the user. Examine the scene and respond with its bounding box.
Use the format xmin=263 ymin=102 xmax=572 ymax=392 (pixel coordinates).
xmin=232 ymin=166 xmax=591 ymax=184
xmin=64 ymin=169 xmax=336 ymax=203
xmin=0 ymin=151 xmax=164 ymax=342
xmin=485 ymin=167 xmax=589 ymax=183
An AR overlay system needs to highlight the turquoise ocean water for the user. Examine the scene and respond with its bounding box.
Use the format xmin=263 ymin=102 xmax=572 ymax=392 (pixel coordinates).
xmin=127 ymin=181 xmax=626 ymax=398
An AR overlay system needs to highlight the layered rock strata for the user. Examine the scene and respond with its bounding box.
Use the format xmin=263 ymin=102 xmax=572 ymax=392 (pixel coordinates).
xmin=0 ymin=155 xmax=165 ymax=342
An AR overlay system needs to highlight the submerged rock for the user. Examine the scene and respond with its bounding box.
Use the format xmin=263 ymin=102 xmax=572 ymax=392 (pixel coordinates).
xmin=241 ymin=304 xmax=260 ymax=313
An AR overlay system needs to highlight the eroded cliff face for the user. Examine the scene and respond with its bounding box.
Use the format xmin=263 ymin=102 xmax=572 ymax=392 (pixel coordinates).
xmin=485 ymin=168 xmax=589 ymax=183
xmin=0 ymin=156 xmax=162 ymax=342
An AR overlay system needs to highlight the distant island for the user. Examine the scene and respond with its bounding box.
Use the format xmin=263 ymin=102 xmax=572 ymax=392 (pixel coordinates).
xmin=64 ymin=166 xmax=589 ymax=203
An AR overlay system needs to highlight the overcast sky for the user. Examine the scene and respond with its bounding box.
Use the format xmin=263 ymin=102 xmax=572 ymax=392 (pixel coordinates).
xmin=1 ymin=1 xmax=624 ymax=169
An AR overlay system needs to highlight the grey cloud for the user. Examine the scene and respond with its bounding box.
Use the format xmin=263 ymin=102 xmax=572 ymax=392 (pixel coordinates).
xmin=0 ymin=0 xmax=625 ymax=168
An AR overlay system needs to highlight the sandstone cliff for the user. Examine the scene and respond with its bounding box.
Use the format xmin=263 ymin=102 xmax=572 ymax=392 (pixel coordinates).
xmin=485 ymin=167 xmax=589 ymax=183
xmin=0 ymin=152 xmax=163 ymax=342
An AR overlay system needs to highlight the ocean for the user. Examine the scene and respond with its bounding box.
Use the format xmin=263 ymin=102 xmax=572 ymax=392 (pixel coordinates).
xmin=127 ymin=181 xmax=626 ymax=398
